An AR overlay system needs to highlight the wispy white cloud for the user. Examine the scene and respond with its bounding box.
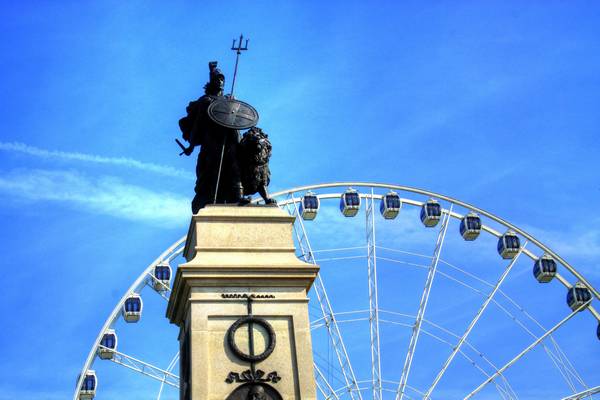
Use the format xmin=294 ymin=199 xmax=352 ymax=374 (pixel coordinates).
xmin=521 ymin=224 xmax=600 ymax=259
xmin=0 ymin=141 xmax=193 ymax=179
xmin=0 ymin=168 xmax=190 ymax=227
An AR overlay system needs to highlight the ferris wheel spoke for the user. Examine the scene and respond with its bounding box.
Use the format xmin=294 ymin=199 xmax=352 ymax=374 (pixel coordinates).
xmin=315 ymin=363 xmax=342 ymax=400
xmin=434 ymin=267 xmax=582 ymax=395
xmin=420 ymin=318 xmax=520 ymax=399
xmin=379 ymin=317 xmax=517 ymax=399
xmin=423 ymin=242 xmax=529 ymax=399
xmin=396 ymin=205 xmax=453 ymax=400
xmin=560 ymin=385 xmax=600 ymax=400
xmin=365 ymin=189 xmax=382 ymax=400
xmin=156 ymin=352 xmax=179 ymax=400
xmin=287 ymin=194 xmax=363 ymax=400
xmin=463 ymin=300 xmax=592 ymax=400
xmin=550 ymin=339 xmax=587 ymax=390
xmin=99 ymin=345 xmax=180 ymax=388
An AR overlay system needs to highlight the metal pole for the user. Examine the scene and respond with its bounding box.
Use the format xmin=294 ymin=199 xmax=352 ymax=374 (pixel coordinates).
xmin=213 ymin=138 xmax=226 ymax=204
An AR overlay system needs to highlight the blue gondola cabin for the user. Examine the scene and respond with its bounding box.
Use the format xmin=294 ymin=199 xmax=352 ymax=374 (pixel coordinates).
xmin=533 ymin=254 xmax=557 ymax=283
xmin=340 ymin=188 xmax=361 ymax=217
xmin=98 ymin=329 xmax=117 ymax=360
xmin=497 ymin=230 xmax=520 ymax=259
xmin=460 ymin=212 xmax=481 ymax=241
xmin=420 ymin=198 xmax=441 ymax=227
xmin=300 ymin=192 xmax=319 ymax=220
xmin=380 ymin=191 xmax=401 ymax=219
xmin=78 ymin=371 xmax=97 ymax=400
xmin=122 ymin=294 xmax=143 ymax=323
xmin=153 ymin=264 xmax=172 ymax=291
xmin=566 ymin=283 xmax=592 ymax=312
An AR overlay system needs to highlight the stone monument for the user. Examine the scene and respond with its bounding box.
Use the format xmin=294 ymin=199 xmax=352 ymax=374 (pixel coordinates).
xmin=166 ymin=205 xmax=320 ymax=399
xmin=169 ymin=35 xmax=314 ymax=400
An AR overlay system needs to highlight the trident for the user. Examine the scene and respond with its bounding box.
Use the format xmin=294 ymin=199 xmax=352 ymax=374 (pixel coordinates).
xmin=229 ymin=34 xmax=248 ymax=98
xmin=213 ymin=34 xmax=249 ymax=204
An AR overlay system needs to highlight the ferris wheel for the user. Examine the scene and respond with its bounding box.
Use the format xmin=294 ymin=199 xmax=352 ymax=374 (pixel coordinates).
xmin=73 ymin=182 xmax=600 ymax=400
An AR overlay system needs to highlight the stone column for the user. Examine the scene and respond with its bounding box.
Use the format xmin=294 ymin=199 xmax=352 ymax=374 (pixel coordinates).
xmin=166 ymin=205 xmax=319 ymax=400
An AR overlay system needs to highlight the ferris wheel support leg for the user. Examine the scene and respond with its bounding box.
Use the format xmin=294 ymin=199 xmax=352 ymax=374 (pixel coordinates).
xmin=287 ymin=195 xmax=363 ymax=400
xmin=365 ymin=189 xmax=383 ymax=400
xmin=423 ymin=242 xmax=529 ymax=399
xmin=463 ymin=300 xmax=592 ymax=400
xmin=395 ymin=205 xmax=453 ymax=400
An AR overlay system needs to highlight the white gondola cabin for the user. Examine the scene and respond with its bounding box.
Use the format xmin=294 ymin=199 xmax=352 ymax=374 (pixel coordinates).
xmin=380 ymin=191 xmax=401 ymax=219
xmin=420 ymin=198 xmax=442 ymax=227
xmin=122 ymin=294 xmax=143 ymax=323
xmin=566 ymin=282 xmax=592 ymax=312
xmin=300 ymin=192 xmax=319 ymax=220
xmin=460 ymin=212 xmax=481 ymax=241
xmin=497 ymin=230 xmax=521 ymax=259
xmin=153 ymin=263 xmax=171 ymax=291
xmin=78 ymin=370 xmax=97 ymax=400
xmin=533 ymin=254 xmax=557 ymax=283
xmin=97 ymin=329 xmax=117 ymax=360
xmin=340 ymin=188 xmax=361 ymax=217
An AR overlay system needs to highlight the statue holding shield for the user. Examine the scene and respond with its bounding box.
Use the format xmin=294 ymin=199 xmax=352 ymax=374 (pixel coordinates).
xmin=177 ymin=36 xmax=274 ymax=213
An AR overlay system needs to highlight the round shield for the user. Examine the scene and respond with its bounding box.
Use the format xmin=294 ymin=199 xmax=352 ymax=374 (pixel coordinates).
xmin=207 ymin=98 xmax=259 ymax=129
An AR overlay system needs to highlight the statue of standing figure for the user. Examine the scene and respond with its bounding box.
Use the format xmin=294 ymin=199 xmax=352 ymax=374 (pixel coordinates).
xmin=179 ymin=62 xmax=246 ymax=213
xmin=179 ymin=60 xmax=276 ymax=213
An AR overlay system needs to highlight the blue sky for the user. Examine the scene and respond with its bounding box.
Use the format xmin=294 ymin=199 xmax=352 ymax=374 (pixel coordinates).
xmin=0 ymin=1 xmax=599 ymax=399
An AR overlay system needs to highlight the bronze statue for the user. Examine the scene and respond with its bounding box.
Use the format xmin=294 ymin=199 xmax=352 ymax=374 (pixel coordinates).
xmin=178 ymin=60 xmax=274 ymax=213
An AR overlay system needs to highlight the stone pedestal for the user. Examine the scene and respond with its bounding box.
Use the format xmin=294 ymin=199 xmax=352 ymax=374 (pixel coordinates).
xmin=166 ymin=205 xmax=319 ymax=400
